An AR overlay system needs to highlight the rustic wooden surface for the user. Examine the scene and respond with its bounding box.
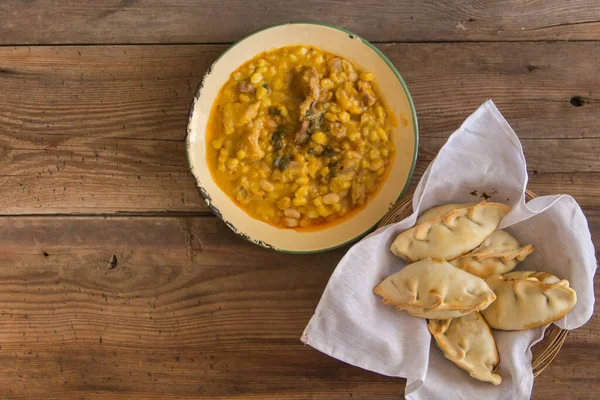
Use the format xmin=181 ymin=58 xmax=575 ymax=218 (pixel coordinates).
xmin=0 ymin=1 xmax=598 ymax=399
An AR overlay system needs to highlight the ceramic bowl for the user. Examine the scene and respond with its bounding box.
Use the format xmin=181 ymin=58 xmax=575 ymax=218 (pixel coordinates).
xmin=186 ymin=22 xmax=418 ymax=253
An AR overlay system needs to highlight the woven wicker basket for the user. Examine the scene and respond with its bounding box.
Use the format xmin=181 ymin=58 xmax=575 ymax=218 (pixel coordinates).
xmin=376 ymin=190 xmax=567 ymax=377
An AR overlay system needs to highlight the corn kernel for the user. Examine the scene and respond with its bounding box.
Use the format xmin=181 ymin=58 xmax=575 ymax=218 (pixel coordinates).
xmin=250 ymin=72 xmax=263 ymax=84
xmin=338 ymin=111 xmax=350 ymax=123
xmin=361 ymin=113 xmax=373 ymax=125
xmin=320 ymin=167 xmax=330 ymax=177
xmin=217 ymin=164 xmax=226 ymax=172
xmin=314 ymin=54 xmax=324 ymax=64
xmin=331 ymin=203 xmax=341 ymax=212
xmin=240 ymin=165 xmax=249 ymax=174
xmin=375 ymin=105 xmax=385 ymax=122
xmin=324 ymin=112 xmax=337 ymax=122
xmin=296 ymin=46 xmax=308 ymax=56
xmin=290 ymin=183 xmax=299 ymax=192
xmin=342 ymin=142 xmax=351 ymax=150
xmin=348 ymin=132 xmax=361 ymax=142
xmin=317 ymin=205 xmax=331 ymax=217
xmin=369 ymin=149 xmax=381 ymax=160
xmin=341 ymin=181 xmax=352 ymax=190
xmin=311 ymin=131 xmax=328 ymax=145
xmin=293 ymin=197 xmax=307 ymax=206
xmin=278 ymin=196 xmax=291 ymax=210
xmin=359 ymin=72 xmax=374 ymax=82
xmin=295 ymin=186 xmax=309 ymax=198
xmin=329 ymin=104 xmax=341 ymax=113
xmin=376 ymin=127 xmax=388 ymax=142
xmin=377 ymin=167 xmax=386 ymax=176
xmin=307 ymin=209 xmax=320 ymax=219
xmin=295 ymin=176 xmax=309 ymax=185
xmin=361 ymin=159 xmax=370 ymax=169
xmin=369 ymin=130 xmax=381 ymax=144
xmin=278 ymin=105 xmax=289 ymax=118
xmin=320 ymin=78 xmax=334 ymax=89
xmin=211 ymin=139 xmax=223 ymax=149
xmin=313 ymin=196 xmax=323 ymax=207
xmin=319 ymin=185 xmax=329 ymax=194
xmin=233 ymin=72 xmax=243 ymax=81
xmin=239 ymin=93 xmax=251 ymax=103
xmin=226 ymin=158 xmax=239 ymax=169
xmin=256 ymin=86 xmax=268 ymax=100
xmin=370 ymin=159 xmax=384 ymax=171
xmin=381 ymin=148 xmax=389 ymax=157
xmin=289 ymin=54 xmax=298 ymax=62
xmin=236 ymin=150 xmax=247 ymax=160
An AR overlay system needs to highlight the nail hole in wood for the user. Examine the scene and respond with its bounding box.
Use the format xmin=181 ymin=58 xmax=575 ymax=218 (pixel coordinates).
xmin=570 ymin=97 xmax=584 ymax=107
xmin=107 ymin=255 xmax=118 ymax=269
xmin=42 ymin=251 xmax=49 ymax=257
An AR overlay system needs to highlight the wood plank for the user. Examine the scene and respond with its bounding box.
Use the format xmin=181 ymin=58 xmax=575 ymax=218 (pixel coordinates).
xmin=1 ymin=43 xmax=599 ymax=213
xmin=3 ymin=1 xmax=600 ymax=44
xmin=0 ymin=216 xmax=597 ymax=398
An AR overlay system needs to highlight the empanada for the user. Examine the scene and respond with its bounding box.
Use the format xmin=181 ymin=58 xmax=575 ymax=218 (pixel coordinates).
xmin=374 ymin=258 xmax=496 ymax=319
xmin=502 ymin=270 xmax=561 ymax=284
xmin=428 ymin=312 xmax=502 ymax=385
xmin=449 ymin=230 xmax=534 ymax=278
xmin=416 ymin=203 xmax=475 ymax=223
xmin=481 ymin=272 xmax=577 ymax=330
xmin=390 ymin=201 xmax=512 ymax=262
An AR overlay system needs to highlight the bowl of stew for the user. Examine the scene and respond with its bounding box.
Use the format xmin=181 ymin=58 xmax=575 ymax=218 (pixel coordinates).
xmin=186 ymin=22 xmax=418 ymax=252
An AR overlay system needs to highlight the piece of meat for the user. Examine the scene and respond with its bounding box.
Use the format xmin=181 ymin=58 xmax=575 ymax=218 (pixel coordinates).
xmin=237 ymin=80 xmax=256 ymax=93
xmin=294 ymin=120 xmax=310 ymax=144
xmin=328 ymin=122 xmax=347 ymax=139
xmin=300 ymin=66 xmax=320 ymax=99
xmin=244 ymin=123 xmax=265 ymax=160
xmin=297 ymin=67 xmax=321 ymax=119
xmin=357 ymin=81 xmax=377 ymax=107
xmin=222 ymin=101 xmax=261 ymax=135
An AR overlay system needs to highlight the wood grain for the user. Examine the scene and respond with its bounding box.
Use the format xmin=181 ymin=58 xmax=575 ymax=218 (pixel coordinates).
xmin=1 ymin=43 xmax=599 ymax=214
xmin=3 ymin=1 xmax=600 ymax=44
xmin=0 ymin=216 xmax=597 ymax=399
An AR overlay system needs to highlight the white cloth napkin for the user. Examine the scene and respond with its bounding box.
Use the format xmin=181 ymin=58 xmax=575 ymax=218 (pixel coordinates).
xmin=301 ymin=100 xmax=597 ymax=400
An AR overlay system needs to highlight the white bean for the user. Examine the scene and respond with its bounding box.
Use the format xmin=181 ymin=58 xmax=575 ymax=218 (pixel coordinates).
xmin=323 ymin=193 xmax=341 ymax=205
xmin=285 ymin=217 xmax=299 ymax=228
xmin=259 ymin=179 xmax=275 ymax=192
xmin=284 ymin=208 xmax=301 ymax=219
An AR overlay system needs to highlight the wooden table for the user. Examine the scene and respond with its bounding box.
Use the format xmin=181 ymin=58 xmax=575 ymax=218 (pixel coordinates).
xmin=1 ymin=1 xmax=598 ymax=398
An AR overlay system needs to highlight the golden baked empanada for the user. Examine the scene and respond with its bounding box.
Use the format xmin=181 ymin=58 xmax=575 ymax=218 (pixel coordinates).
xmin=373 ymin=258 xmax=496 ymax=319
xmin=428 ymin=312 xmax=502 ymax=385
xmin=449 ymin=230 xmax=534 ymax=278
xmin=390 ymin=201 xmax=512 ymax=262
xmin=416 ymin=203 xmax=475 ymax=223
xmin=481 ymin=272 xmax=577 ymax=330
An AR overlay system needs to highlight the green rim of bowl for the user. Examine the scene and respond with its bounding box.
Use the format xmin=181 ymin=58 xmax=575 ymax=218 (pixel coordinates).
xmin=186 ymin=21 xmax=419 ymax=254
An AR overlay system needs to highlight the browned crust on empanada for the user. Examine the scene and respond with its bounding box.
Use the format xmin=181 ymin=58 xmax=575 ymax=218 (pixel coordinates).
xmin=428 ymin=313 xmax=502 ymax=385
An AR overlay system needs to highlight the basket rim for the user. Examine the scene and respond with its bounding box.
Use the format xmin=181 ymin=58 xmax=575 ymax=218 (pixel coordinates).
xmin=377 ymin=191 xmax=568 ymax=378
